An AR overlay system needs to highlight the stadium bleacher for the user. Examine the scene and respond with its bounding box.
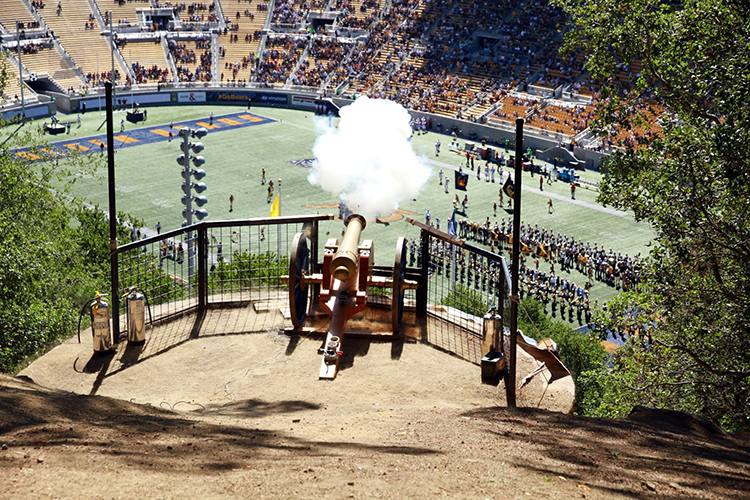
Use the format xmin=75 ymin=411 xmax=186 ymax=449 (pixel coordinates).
xmin=36 ymin=0 xmax=128 ymax=86
xmin=123 ymin=40 xmax=172 ymax=84
xmin=16 ymin=45 xmax=84 ymax=92
xmin=0 ymin=0 xmax=660 ymax=148
xmin=292 ymin=38 xmax=351 ymax=88
xmin=0 ymin=53 xmax=35 ymax=106
xmin=93 ymin=0 xmax=150 ymax=27
xmin=610 ymin=102 xmax=664 ymax=149
xmin=168 ymin=37 xmax=212 ymax=83
xmin=0 ymin=2 xmax=41 ymax=33
xmin=256 ymin=35 xmax=306 ymax=85
xmin=219 ymin=0 xmax=270 ymax=84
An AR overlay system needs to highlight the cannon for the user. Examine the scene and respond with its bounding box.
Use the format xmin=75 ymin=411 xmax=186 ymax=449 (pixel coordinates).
xmin=286 ymin=213 xmax=416 ymax=379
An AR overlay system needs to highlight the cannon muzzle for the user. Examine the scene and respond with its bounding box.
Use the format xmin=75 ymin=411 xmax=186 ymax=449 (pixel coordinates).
xmin=331 ymin=213 xmax=367 ymax=281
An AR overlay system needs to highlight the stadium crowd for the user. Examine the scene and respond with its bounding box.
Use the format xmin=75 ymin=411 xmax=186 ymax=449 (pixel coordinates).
xmin=131 ymin=62 xmax=171 ymax=84
xmin=291 ymin=38 xmax=349 ymax=87
xmin=3 ymin=0 xmax=660 ymax=154
xmin=168 ymin=38 xmax=213 ymax=82
xmin=255 ymin=36 xmax=307 ymax=84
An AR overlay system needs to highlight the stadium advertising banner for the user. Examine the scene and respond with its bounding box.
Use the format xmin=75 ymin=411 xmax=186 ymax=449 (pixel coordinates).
xmin=291 ymin=94 xmax=316 ymax=109
xmin=178 ymin=91 xmax=206 ymax=103
xmin=206 ymin=91 xmax=288 ymax=105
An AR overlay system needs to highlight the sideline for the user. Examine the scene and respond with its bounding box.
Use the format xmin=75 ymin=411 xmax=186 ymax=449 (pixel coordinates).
xmin=42 ymin=110 xmax=276 ymax=154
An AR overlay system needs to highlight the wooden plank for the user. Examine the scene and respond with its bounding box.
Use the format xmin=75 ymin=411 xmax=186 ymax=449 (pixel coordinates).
xmin=341 ymin=329 xmax=399 ymax=339
xmin=283 ymin=326 xmax=324 ymax=335
xmin=319 ymin=359 xmax=338 ymax=379
xmin=284 ymin=327 xmax=398 ymax=340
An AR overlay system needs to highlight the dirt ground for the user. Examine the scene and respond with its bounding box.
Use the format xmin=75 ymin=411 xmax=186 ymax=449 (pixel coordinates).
xmin=1 ymin=306 xmax=749 ymax=499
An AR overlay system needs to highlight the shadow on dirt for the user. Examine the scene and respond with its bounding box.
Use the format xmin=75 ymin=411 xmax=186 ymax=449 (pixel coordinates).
xmin=462 ymin=406 xmax=750 ymax=499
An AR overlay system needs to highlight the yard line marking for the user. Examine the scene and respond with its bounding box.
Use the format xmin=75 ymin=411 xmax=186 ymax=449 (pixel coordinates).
xmin=17 ymin=151 xmax=40 ymax=160
xmin=114 ymin=135 xmax=139 ymax=144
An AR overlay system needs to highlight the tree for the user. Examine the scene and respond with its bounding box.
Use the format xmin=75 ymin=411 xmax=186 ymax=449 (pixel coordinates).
xmin=0 ymin=141 xmax=94 ymax=370
xmin=441 ymin=284 xmax=489 ymax=316
xmin=0 ymin=59 xmax=111 ymax=371
xmin=517 ymin=298 xmax=608 ymax=412
xmin=73 ymin=205 xmax=141 ymax=286
xmin=552 ymin=0 xmax=750 ymax=430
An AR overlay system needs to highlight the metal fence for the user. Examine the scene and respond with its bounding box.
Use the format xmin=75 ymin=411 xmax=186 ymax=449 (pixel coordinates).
xmin=410 ymin=219 xmax=511 ymax=365
xmin=112 ymin=214 xmax=508 ymax=367
xmin=114 ymin=214 xmax=333 ymax=334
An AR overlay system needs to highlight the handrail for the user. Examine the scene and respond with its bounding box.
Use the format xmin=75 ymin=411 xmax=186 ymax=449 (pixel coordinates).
xmin=116 ymin=213 xmax=335 ymax=253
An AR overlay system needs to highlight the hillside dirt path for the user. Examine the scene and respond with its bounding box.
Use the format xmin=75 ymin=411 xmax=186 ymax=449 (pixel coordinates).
xmin=2 ymin=307 xmax=749 ymax=499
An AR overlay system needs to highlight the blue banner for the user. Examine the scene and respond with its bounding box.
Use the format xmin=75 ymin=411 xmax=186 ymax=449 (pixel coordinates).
xmin=207 ymin=91 xmax=288 ymax=105
xmin=448 ymin=208 xmax=457 ymax=237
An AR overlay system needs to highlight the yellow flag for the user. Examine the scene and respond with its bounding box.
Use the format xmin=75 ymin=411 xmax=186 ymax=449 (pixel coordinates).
xmin=269 ymin=194 xmax=280 ymax=217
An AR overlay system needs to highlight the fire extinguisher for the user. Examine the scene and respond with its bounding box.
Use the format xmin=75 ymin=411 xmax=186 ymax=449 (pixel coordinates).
xmin=77 ymin=292 xmax=112 ymax=353
xmin=122 ymin=285 xmax=152 ymax=345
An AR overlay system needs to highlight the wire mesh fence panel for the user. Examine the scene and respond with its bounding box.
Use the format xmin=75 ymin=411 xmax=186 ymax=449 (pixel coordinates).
xmin=117 ymin=216 xmax=526 ymax=347
xmin=117 ymin=228 xmax=197 ymax=324
xmin=116 ymin=215 xmax=332 ymax=327
xmin=421 ymin=231 xmax=509 ymax=364
xmin=204 ymin=219 xmax=319 ymax=308
xmin=205 ymin=223 xmax=285 ymax=304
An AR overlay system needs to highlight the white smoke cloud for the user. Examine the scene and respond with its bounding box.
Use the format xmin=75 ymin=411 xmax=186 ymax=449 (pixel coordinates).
xmin=308 ymin=96 xmax=431 ymax=219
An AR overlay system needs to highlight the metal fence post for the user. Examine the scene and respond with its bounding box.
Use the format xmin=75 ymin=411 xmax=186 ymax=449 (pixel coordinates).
xmin=105 ymin=82 xmax=120 ymax=343
xmin=508 ymin=117 xmax=525 ymax=408
xmin=311 ymin=220 xmax=320 ymax=305
xmin=197 ymin=224 xmax=207 ymax=309
xmin=417 ymin=230 xmax=429 ymax=319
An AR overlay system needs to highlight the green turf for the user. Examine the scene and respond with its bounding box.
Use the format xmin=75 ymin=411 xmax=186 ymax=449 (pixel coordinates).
xmin=22 ymin=104 xmax=654 ymax=305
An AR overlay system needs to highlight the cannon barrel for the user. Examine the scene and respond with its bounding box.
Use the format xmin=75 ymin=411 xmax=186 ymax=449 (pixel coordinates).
xmin=331 ymin=213 xmax=367 ymax=281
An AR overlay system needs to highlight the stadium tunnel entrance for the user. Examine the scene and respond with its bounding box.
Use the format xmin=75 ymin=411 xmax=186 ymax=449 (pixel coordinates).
xmin=25 ymin=75 xmax=63 ymax=95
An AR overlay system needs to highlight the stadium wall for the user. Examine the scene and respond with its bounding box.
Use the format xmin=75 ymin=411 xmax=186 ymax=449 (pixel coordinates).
xmin=397 ymin=107 xmax=608 ymax=170
xmin=49 ymin=87 xmax=607 ymax=169
xmin=1 ymin=100 xmax=55 ymax=122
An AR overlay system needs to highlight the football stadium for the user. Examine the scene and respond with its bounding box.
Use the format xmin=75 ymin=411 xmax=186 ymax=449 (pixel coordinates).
xmin=2 ymin=1 xmax=749 ymax=497
xmin=1 ymin=0 xmax=653 ymax=312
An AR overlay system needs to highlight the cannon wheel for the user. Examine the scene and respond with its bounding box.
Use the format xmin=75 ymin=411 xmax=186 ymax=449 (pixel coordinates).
xmin=289 ymin=232 xmax=310 ymax=329
xmin=392 ymin=236 xmax=407 ymax=333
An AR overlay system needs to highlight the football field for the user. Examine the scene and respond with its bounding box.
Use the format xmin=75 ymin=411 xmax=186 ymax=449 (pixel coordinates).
xmin=22 ymin=103 xmax=655 ymax=305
